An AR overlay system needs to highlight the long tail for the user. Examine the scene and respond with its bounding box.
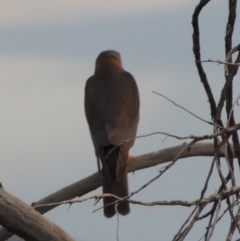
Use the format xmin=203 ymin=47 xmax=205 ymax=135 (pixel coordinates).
xmin=101 ymin=145 xmax=130 ymax=218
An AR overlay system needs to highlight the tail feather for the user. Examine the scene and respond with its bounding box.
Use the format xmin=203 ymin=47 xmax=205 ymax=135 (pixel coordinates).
xmin=112 ymin=170 xmax=130 ymax=216
xmin=102 ymin=169 xmax=115 ymax=218
xmin=102 ymin=169 xmax=129 ymax=217
xmin=101 ymin=145 xmax=130 ymax=218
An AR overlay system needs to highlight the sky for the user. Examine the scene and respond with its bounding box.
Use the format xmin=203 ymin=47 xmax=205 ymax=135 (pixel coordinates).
xmin=1 ymin=1 xmax=240 ymax=241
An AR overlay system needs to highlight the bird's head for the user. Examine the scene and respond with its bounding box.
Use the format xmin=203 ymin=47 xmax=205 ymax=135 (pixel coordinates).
xmin=95 ymin=50 xmax=123 ymax=71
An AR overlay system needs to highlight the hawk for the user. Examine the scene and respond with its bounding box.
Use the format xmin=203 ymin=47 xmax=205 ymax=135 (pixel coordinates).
xmin=84 ymin=50 xmax=139 ymax=217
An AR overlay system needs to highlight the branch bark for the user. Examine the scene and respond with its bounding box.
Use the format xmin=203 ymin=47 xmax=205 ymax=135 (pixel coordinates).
xmin=0 ymin=189 xmax=75 ymax=241
xmin=192 ymin=0 xmax=217 ymax=121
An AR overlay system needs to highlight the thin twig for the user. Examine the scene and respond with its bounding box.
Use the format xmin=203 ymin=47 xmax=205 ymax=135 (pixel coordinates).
xmin=107 ymin=122 xmax=240 ymax=158
xmin=225 ymin=44 xmax=240 ymax=171
xmin=172 ymin=206 xmax=199 ymax=241
xmin=227 ymin=95 xmax=240 ymax=127
xmin=198 ymin=59 xmax=240 ymax=66
xmin=216 ymin=199 xmax=240 ymax=225
xmin=197 ymin=135 xmax=231 ymax=240
xmin=226 ymin=207 xmax=240 ymax=241
xmin=200 ymin=135 xmax=231 ymax=202
xmin=115 ymin=204 xmax=120 ymax=241
xmin=32 ymin=184 xmax=240 ymax=210
xmin=175 ymin=205 xmax=205 ymax=241
xmin=127 ymin=139 xmax=198 ymax=199
xmin=206 ymin=201 xmax=221 ymax=241
xmin=152 ymin=91 xmax=222 ymax=129
xmin=224 ymin=142 xmax=235 ymax=187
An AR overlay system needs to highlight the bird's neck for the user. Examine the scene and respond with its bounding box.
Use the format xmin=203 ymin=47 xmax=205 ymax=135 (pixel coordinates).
xmin=95 ymin=65 xmax=123 ymax=75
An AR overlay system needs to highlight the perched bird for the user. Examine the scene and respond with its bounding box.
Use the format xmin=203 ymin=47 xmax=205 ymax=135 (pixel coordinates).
xmin=84 ymin=50 xmax=140 ymax=217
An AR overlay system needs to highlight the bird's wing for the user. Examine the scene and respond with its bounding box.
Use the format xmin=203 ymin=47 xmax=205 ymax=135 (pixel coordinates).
xmin=84 ymin=75 xmax=109 ymax=149
xmin=104 ymin=71 xmax=140 ymax=146
xmin=85 ymin=71 xmax=139 ymax=149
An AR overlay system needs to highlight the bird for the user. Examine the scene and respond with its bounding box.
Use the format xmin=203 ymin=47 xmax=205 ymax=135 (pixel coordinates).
xmin=84 ymin=50 xmax=140 ymax=217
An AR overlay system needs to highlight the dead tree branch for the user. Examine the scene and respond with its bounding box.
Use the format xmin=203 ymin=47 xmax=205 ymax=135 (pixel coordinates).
xmin=152 ymin=91 xmax=221 ymax=128
xmin=0 ymin=189 xmax=74 ymax=241
xmin=192 ymin=0 xmax=217 ymax=121
xmin=198 ymin=59 xmax=240 ymax=66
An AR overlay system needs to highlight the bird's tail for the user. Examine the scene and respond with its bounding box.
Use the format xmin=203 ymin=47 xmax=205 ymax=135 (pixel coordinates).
xmin=102 ymin=168 xmax=130 ymax=218
xmin=102 ymin=145 xmax=130 ymax=218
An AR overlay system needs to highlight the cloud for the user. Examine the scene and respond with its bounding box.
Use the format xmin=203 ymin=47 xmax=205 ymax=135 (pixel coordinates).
xmin=0 ymin=0 xmax=192 ymax=28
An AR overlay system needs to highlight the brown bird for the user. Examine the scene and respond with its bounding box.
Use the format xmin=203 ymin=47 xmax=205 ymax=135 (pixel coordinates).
xmin=84 ymin=50 xmax=140 ymax=217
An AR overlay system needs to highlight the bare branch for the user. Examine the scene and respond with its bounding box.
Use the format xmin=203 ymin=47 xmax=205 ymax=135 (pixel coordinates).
xmin=205 ymin=201 xmax=221 ymax=241
xmin=128 ymin=139 xmax=198 ymax=198
xmin=192 ymin=0 xmax=217 ymax=120
xmin=173 ymin=206 xmax=199 ymax=241
xmin=108 ymin=122 xmax=240 ymax=157
xmin=198 ymin=59 xmax=240 ymax=66
xmin=0 ymin=189 xmax=74 ymax=241
xmin=33 ymin=186 xmax=240 ymax=210
xmin=225 ymin=0 xmax=237 ymax=56
xmin=115 ymin=204 xmax=120 ymax=241
xmin=216 ymin=198 xmax=240 ymax=225
xmin=216 ymin=44 xmax=240 ymax=123
xmin=227 ymin=95 xmax=240 ymax=127
xmin=175 ymin=205 xmax=205 ymax=241
xmin=226 ymin=207 xmax=240 ymax=241
xmin=152 ymin=91 xmax=222 ymax=128
xmin=225 ymin=44 xmax=240 ymax=168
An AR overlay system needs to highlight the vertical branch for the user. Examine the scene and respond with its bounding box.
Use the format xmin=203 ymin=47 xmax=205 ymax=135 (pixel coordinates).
xmin=216 ymin=0 xmax=238 ymax=125
xmin=192 ymin=5 xmax=226 ymax=220
xmin=205 ymin=201 xmax=221 ymax=241
xmin=176 ymin=205 xmax=205 ymax=241
xmin=225 ymin=0 xmax=237 ymax=56
xmin=191 ymin=1 xmax=240 ymax=240
xmin=226 ymin=207 xmax=240 ymax=241
xmin=192 ymin=0 xmax=217 ymax=121
xmin=226 ymin=45 xmax=240 ymax=166
xmin=225 ymin=0 xmax=240 ymax=180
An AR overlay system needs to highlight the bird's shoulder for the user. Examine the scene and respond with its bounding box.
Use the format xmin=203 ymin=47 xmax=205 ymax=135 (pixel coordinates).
xmin=85 ymin=70 xmax=138 ymax=96
xmin=117 ymin=70 xmax=139 ymax=95
xmin=119 ymin=70 xmax=136 ymax=82
xmin=85 ymin=75 xmax=95 ymax=89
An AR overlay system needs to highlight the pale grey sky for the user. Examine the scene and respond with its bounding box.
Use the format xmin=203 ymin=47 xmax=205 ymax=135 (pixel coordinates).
xmin=1 ymin=1 xmax=240 ymax=240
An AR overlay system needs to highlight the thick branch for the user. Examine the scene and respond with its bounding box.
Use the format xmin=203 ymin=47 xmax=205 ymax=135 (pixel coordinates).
xmin=1 ymin=142 xmax=239 ymax=240
xmin=32 ymin=142 xmax=238 ymax=212
xmin=0 ymin=189 xmax=74 ymax=241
